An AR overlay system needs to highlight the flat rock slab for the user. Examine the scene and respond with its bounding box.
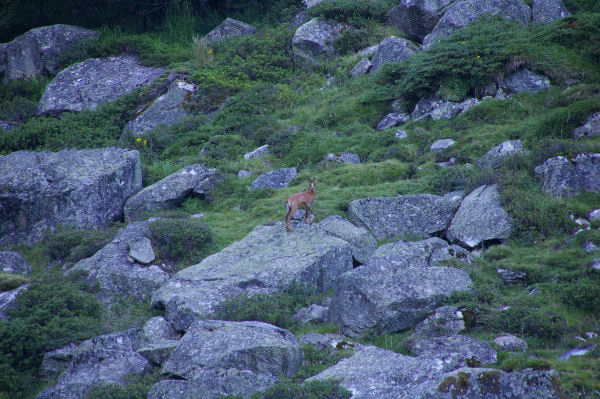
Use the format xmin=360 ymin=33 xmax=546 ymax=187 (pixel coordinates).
xmin=250 ymin=167 xmax=297 ymax=190
xmin=322 ymin=152 xmax=361 ymax=164
xmin=40 ymin=343 xmax=78 ymax=380
xmin=0 ymin=148 xmax=141 ymax=246
xmin=202 ymin=18 xmax=257 ymax=44
xmin=329 ymin=258 xmax=472 ymax=336
xmin=0 ymin=251 xmax=32 ymax=274
xmin=38 ymin=56 xmax=163 ymax=114
xmin=446 ymin=184 xmax=512 ymax=248
xmin=347 ymin=194 xmax=456 ymax=241
xmin=318 ymin=215 xmax=377 ymax=264
xmin=152 ymin=221 xmax=352 ymax=331
xmin=0 ymin=24 xmax=98 ymax=82
xmin=431 ymin=139 xmax=456 ymax=153
xmin=66 ymin=221 xmax=170 ymax=305
xmin=371 ymin=237 xmax=471 ymax=266
xmin=293 ymin=18 xmax=344 ymax=68
xmin=535 ymin=153 xmax=600 ymax=197
xmin=370 ymin=36 xmax=417 ymax=74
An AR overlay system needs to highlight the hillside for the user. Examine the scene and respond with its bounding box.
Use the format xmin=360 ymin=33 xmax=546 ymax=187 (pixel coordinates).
xmin=0 ymin=0 xmax=599 ymax=398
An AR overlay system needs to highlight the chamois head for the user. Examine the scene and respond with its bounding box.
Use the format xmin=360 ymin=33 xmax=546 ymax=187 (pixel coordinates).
xmin=309 ymin=178 xmax=315 ymax=192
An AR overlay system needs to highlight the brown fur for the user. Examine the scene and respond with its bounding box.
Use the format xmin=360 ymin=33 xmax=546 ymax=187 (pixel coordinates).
xmin=285 ymin=178 xmax=315 ymax=231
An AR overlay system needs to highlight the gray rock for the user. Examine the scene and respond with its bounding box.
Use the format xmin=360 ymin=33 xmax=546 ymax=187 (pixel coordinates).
xmin=293 ymin=18 xmax=344 ymax=68
xmin=329 ymin=258 xmax=472 ymax=336
xmin=573 ymin=113 xmax=600 ymax=140
xmin=123 ymin=80 xmax=195 ymax=137
xmin=0 ymin=24 xmax=98 ymax=82
xmin=289 ymin=207 xmax=315 ymax=224
xmin=446 ymin=184 xmax=512 ymax=248
xmin=299 ymin=333 xmax=360 ymax=351
xmin=412 ymin=97 xmax=479 ymax=121
xmin=322 ymin=152 xmax=361 ymax=164
xmin=370 ymin=36 xmax=418 ymax=74
xmin=0 ymin=251 xmax=32 ymax=274
xmin=136 ymin=317 xmax=180 ymax=366
xmin=412 ymin=306 xmax=466 ymax=338
xmin=152 ymin=222 xmax=352 ymax=331
xmin=302 ymin=0 xmax=324 ymax=8
xmin=0 ymin=284 xmax=28 ymax=320
xmin=532 ymin=0 xmax=571 ymax=24
xmin=558 ymin=345 xmax=595 ymax=361
xmin=476 ymin=140 xmax=526 ymax=169
xmin=202 ymin=18 xmax=257 ymax=44
xmin=319 ymin=215 xmax=377 ymax=264
xmin=357 ymin=45 xmax=379 ymax=57
xmin=589 ymin=208 xmax=600 ymax=221
xmin=350 ymin=58 xmax=372 ymax=77
xmin=534 ymin=153 xmax=600 ymax=197
xmin=40 ymin=343 xmax=78 ymax=380
xmin=0 ymin=148 xmax=142 ymax=246
xmin=430 ymin=139 xmax=456 ymax=153
xmin=442 ymin=190 xmax=464 ymax=210
xmin=396 ymin=129 xmax=408 ymax=140
xmin=500 ymin=69 xmax=551 ymax=95
xmin=66 ymin=221 xmax=170 ymax=305
xmin=293 ymin=304 xmax=329 ymax=324
xmin=141 ymin=316 xmax=179 ymax=343
xmin=237 ymin=170 xmax=252 ymax=178
xmin=371 ymin=237 xmax=471 ymax=266
xmin=38 ymin=56 xmax=163 ymax=115
xmin=128 ymin=237 xmax=155 ymax=265
xmin=244 ymin=144 xmax=270 ymax=159
xmin=291 ymin=11 xmax=309 ymax=28
xmin=36 ymin=329 xmax=151 ymax=399
xmin=137 ymin=341 xmax=179 ymax=366
xmin=388 ymin=0 xmax=457 ymax=42
xmin=583 ymin=240 xmax=598 ymax=253
xmin=410 ymin=335 xmax=497 ymax=366
xmin=493 ymin=334 xmax=528 ymax=352
xmin=376 ymin=112 xmax=411 ymax=130
xmin=423 ymin=0 xmax=531 ymax=48
xmin=250 ymin=167 xmax=297 ymax=190
xmin=436 ymin=158 xmax=457 ymax=168
xmin=496 ymin=268 xmax=527 ymax=284
xmin=348 ymin=194 xmax=456 ymax=241
xmin=124 ymin=164 xmax=218 ymax=221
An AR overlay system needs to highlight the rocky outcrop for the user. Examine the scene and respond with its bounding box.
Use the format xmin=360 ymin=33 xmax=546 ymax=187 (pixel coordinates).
xmin=532 ymin=0 xmax=571 ymax=24
xmin=476 ymin=140 xmax=526 ymax=169
xmin=152 ymin=222 xmax=352 ymax=331
xmin=388 ymin=0 xmax=457 ymax=42
xmin=412 ymin=96 xmax=479 ymax=121
xmin=370 ymin=36 xmax=418 ymax=74
xmin=0 ymin=251 xmax=32 ymax=274
xmin=573 ymin=113 xmax=600 ymax=140
xmin=0 ymin=284 xmax=28 ymax=321
xmin=328 ymin=257 xmax=472 ymax=336
xmin=202 ymin=18 xmax=257 ymax=44
xmin=152 ymin=320 xmax=302 ymax=398
xmin=375 ymin=112 xmax=410 ymax=130
xmin=500 ymin=68 xmax=551 ymax=95
xmin=250 ymin=167 xmax=297 ymax=190
xmin=347 ymin=194 xmax=456 ymax=240
xmin=36 ymin=329 xmax=151 ymax=399
xmin=319 ymin=215 xmax=377 ymax=264
xmin=446 ymin=184 xmax=512 ymax=248
xmin=38 ymin=56 xmax=163 ymax=115
xmin=124 ymin=164 xmax=220 ymax=222
xmin=123 ymin=79 xmax=196 ymax=137
xmin=423 ymin=0 xmax=531 ymax=48
xmin=0 ymin=24 xmax=98 ymax=82
xmin=292 ymin=18 xmax=344 ymax=68
xmin=350 ymin=58 xmax=372 ymax=77
xmin=65 ymin=221 xmax=170 ymax=305
xmin=0 ymin=148 xmax=142 ymax=246
xmin=371 ymin=237 xmax=471 ymax=266
xmin=534 ymin=153 xmax=600 ymax=197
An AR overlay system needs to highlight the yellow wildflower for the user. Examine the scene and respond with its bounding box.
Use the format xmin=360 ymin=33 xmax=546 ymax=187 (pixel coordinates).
xmin=208 ymin=49 xmax=213 ymax=55
xmin=143 ymin=139 xmax=147 ymax=146
xmin=476 ymin=55 xmax=480 ymax=58
xmin=136 ymin=137 xmax=142 ymax=142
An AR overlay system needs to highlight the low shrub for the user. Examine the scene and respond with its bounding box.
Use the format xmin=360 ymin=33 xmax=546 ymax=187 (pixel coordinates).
xmin=149 ymin=217 xmax=212 ymax=266
xmin=45 ymin=227 xmax=116 ymax=265
xmin=0 ymin=274 xmax=29 ymax=293
xmin=86 ymin=372 xmax=161 ymax=399
xmin=307 ymin=0 xmax=395 ymax=25
xmin=560 ymin=275 xmax=600 ymax=314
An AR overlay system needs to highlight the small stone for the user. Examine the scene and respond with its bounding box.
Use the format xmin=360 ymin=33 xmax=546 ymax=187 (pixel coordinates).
xmin=583 ymin=241 xmax=598 ymax=253
xmin=128 ymin=237 xmax=156 ymax=265
xmin=350 ymin=58 xmax=372 ymax=77
xmin=558 ymin=345 xmax=595 ymax=361
xmin=292 ymin=304 xmax=329 ymax=325
xmin=395 ymin=130 xmax=408 ymax=140
xmin=575 ymin=218 xmax=591 ymax=229
xmin=496 ymin=268 xmax=527 ymax=285
xmin=588 ymin=209 xmax=600 ymax=221
xmin=238 ymin=170 xmax=252 ymax=178
xmin=322 ymin=152 xmax=360 ymax=164
xmin=190 ymin=213 xmax=205 ymax=219
xmin=244 ymin=145 xmax=270 ymax=160
xmin=493 ymin=334 xmax=528 ymax=352
xmin=430 ymin=139 xmax=455 ymax=153
xmin=592 ymin=259 xmax=600 ymax=270
xmin=376 ymin=112 xmax=410 ymax=130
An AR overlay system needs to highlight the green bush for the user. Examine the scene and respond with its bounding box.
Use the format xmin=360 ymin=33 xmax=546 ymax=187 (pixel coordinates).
xmin=307 ymin=0 xmax=395 ymax=25
xmin=334 ymin=28 xmax=370 ymax=55
xmin=149 ymin=217 xmax=212 ymax=266
xmin=560 ymin=275 xmax=600 ymax=314
xmin=258 ymin=379 xmax=351 ymax=399
xmin=0 ymin=274 xmax=29 ymax=293
xmin=86 ymin=372 xmax=160 ymax=399
xmin=45 ymin=227 xmax=116 ymax=264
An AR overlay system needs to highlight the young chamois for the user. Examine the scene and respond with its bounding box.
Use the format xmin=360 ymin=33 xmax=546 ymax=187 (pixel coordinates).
xmin=285 ymin=178 xmax=315 ymax=231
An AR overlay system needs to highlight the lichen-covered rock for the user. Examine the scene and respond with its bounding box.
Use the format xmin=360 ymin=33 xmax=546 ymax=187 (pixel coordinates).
xmin=128 ymin=237 xmax=155 ymax=265
xmin=136 ymin=316 xmax=180 ymax=366
xmin=375 ymin=112 xmax=411 ymax=130
xmin=38 ymin=56 xmax=163 ymax=115
xmin=40 ymin=343 xmax=78 ymax=380
xmin=446 ymin=184 xmax=512 ymax=248
xmin=152 ymin=222 xmax=352 ymax=331
xmin=423 ymin=0 xmax=530 ymax=48
xmin=0 ymin=284 xmax=28 ymax=321
xmin=494 ymin=334 xmax=528 ymax=352
xmin=329 ymin=258 xmax=472 ymax=336
xmin=65 ymin=221 xmax=170 ymax=305
xmin=476 ymin=140 xmax=526 ymax=169
xmin=410 ymin=335 xmax=497 ymax=366
xmin=124 ymin=164 xmax=219 ymax=221
xmin=202 ymin=18 xmax=256 ymax=44
xmin=412 ymin=306 xmax=466 ymax=338
xmin=370 ymin=36 xmax=418 ymax=74
xmin=534 ymin=153 xmax=600 ymax=197
xmin=412 ymin=96 xmax=479 ymax=121
xmin=388 ymin=0 xmax=457 ymax=42
xmin=250 ymin=167 xmax=297 ymax=190
xmin=293 ymin=18 xmax=344 ymax=68
xmin=371 ymin=237 xmax=471 ymax=266
xmin=0 ymin=148 xmax=142 ymax=246
xmin=573 ymin=113 xmax=600 ymax=140
xmin=350 ymin=58 xmax=372 ymax=77
xmin=532 ymin=0 xmax=571 ymax=24
xmin=500 ymin=68 xmax=551 ymax=94
xmin=0 ymin=24 xmax=98 ymax=82
xmin=319 ymin=215 xmax=377 ymax=264
xmin=347 ymin=194 xmax=456 ymax=241
xmin=0 ymin=251 xmax=32 ymax=274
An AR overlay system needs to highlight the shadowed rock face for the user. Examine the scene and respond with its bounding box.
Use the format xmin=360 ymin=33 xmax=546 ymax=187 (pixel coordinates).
xmin=388 ymin=0 xmax=457 ymax=42
xmin=535 ymin=153 xmax=600 ymax=197
xmin=500 ymin=68 xmax=551 ymax=94
xmin=369 ymin=36 xmax=418 ymax=74
xmin=292 ymin=18 xmax=345 ymax=68
xmin=0 ymin=148 xmax=142 ymax=246
xmin=0 ymin=24 xmax=98 ymax=82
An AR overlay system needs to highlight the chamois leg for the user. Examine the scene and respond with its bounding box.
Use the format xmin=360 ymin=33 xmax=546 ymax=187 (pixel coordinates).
xmin=305 ymin=205 xmax=312 ymax=224
xmin=285 ymin=204 xmax=295 ymax=231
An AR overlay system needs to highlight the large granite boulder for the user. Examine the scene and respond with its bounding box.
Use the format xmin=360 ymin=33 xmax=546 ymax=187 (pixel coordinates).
xmin=328 ymin=257 xmax=472 ymax=336
xmin=152 ymin=221 xmax=352 ymax=331
xmin=347 ymin=194 xmax=456 ymax=241
xmin=532 ymin=0 xmax=571 ymax=24
xmin=124 ymin=164 xmax=219 ymax=222
xmin=318 ymin=215 xmax=377 ymax=264
xmin=153 ymin=320 xmax=302 ymax=398
xmin=123 ymin=79 xmax=196 ymax=137
xmin=65 ymin=221 xmax=170 ymax=305
xmin=0 ymin=284 xmax=28 ymax=321
xmin=423 ymin=0 xmax=531 ymax=48
xmin=0 ymin=251 xmax=32 ymax=274
xmin=534 ymin=153 xmax=600 ymax=197
xmin=308 ymin=346 xmax=561 ymax=399
xmin=250 ymin=167 xmax=297 ymax=191
xmin=293 ymin=18 xmax=344 ymax=68
xmin=573 ymin=113 xmax=600 ymax=140
xmin=36 ymin=329 xmax=151 ymax=399
xmin=446 ymin=184 xmax=512 ymax=248
xmin=412 ymin=96 xmax=479 ymax=121
xmin=371 ymin=237 xmax=471 ymax=266
xmin=38 ymin=56 xmax=163 ymax=115
xmin=369 ymin=36 xmax=418 ymax=74
xmin=0 ymin=24 xmax=98 ymax=82
xmin=202 ymin=18 xmax=257 ymax=44
xmin=476 ymin=140 xmax=526 ymax=169
xmin=0 ymin=148 xmax=142 ymax=246
xmin=500 ymin=68 xmax=551 ymax=95
xmin=388 ymin=0 xmax=457 ymax=42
